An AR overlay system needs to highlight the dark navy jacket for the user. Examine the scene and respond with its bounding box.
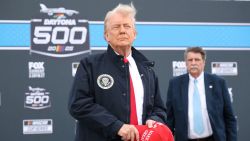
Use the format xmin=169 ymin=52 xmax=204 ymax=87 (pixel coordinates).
xmin=68 ymin=45 xmax=167 ymax=141
xmin=166 ymin=73 xmax=237 ymax=141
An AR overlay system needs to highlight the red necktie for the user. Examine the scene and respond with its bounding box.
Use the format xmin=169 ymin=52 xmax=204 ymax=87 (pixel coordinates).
xmin=124 ymin=58 xmax=138 ymax=125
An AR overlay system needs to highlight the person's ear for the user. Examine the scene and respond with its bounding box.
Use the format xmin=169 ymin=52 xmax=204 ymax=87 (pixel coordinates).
xmin=134 ymin=29 xmax=137 ymax=39
xmin=104 ymin=31 xmax=109 ymax=41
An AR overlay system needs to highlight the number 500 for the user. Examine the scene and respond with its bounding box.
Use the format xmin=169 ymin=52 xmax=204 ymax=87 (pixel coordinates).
xmin=33 ymin=26 xmax=87 ymax=44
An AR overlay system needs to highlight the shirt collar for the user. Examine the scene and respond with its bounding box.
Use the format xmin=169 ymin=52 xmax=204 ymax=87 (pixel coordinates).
xmin=189 ymin=72 xmax=204 ymax=82
xmin=113 ymin=49 xmax=133 ymax=63
xmin=126 ymin=53 xmax=133 ymax=62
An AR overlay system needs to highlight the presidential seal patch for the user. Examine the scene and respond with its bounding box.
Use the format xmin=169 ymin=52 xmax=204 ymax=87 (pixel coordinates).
xmin=97 ymin=74 xmax=114 ymax=89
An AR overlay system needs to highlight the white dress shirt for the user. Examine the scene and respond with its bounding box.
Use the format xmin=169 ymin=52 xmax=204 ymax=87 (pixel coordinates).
xmin=126 ymin=53 xmax=144 ymax=125
xmin=188 ymin=72 xmax=213 ymax=139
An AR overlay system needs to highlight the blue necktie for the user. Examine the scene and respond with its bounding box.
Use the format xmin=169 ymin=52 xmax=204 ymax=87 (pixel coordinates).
xmin=193 ymin=79 xmax=204 ymax=135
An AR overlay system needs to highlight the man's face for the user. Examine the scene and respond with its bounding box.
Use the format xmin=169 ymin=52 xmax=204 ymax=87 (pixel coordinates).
xmin=185 ymin=52 xmax=205 ymax=78
xmin=104 ymin=13 xmax=137 ymax=49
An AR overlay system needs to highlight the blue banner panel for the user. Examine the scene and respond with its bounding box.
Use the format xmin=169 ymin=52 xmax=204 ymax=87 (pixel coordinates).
xmin=0 ymin=23 xmax=30 ymax=47
xmin=1 ymin=21 xmax=250 ymax=48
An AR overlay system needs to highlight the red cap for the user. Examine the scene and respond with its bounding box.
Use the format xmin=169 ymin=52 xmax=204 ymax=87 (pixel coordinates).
xmin=134 ymin=122 xmax=174 ymax=141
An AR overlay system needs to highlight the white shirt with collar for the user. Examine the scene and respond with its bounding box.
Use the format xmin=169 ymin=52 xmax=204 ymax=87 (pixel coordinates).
xmin=188 ymin=72 xmax=213 ymax=139
xmin=126 ymin=53 xmax=144 ymax=125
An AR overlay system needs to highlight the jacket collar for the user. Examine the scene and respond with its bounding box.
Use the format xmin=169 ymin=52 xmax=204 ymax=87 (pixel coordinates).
xmin=106 ymin=44 xmax=154 ymax=67
xmin=107 ymin=45 xmax=124 ymax=64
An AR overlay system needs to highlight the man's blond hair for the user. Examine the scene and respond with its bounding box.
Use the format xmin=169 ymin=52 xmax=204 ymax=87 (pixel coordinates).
xmin=104 ymin=3 xmax=136 ymax=31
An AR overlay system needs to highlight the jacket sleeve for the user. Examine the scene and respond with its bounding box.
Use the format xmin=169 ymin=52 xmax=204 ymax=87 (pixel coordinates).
xmin=221 ymin=79 xmax=237 ymax=141
xmin=166 ymin=79 xmax=175 ymax=133
xmin=68 ymin=59 xmax=123 ymax=139
xmin=147 ymin=72 xmax=167 ymax=124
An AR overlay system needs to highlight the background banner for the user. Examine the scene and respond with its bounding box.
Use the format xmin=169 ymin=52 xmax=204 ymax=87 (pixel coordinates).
xmin=0 ymin=0 xmax=249 ymax=141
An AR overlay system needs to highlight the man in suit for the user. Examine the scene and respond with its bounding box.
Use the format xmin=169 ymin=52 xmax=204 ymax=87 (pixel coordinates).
xmin=166 ymin=47 xmax=237 ymax=141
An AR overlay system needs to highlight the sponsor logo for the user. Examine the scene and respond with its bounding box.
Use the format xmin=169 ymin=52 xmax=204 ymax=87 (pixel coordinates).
xmin=72 ymin=62 xmax=79 ymax=77
xmin=39 ymin=3 xmax=79 ymax=19
xmin=211 ymin=62 xmax=238 ymax=76
xmin=23 ymin=119 xmax=53 ymax=134
xmin=28 ymin=62 xmax=45 ymax=78
xmin=24 ymin=86 xmax=51 ymax=110
xmin=172 ymin=61 xmax=187 ymax=76
xmin=97 ymin=74 xmax=114 ymax=89
xmin=30 ymin=4 xmax=90 ymax=57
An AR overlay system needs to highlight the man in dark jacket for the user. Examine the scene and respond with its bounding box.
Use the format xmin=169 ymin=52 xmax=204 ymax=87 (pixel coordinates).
xmin=166 ymin=47 xmax=237 ymax=141
xmin=68 ymin=3 xmax=167 ymax=141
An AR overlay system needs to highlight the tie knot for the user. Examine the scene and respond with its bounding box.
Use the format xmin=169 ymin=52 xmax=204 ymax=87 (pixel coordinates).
xmin=194 ymin=79 xmax=198 ymax=84
xmin=123 ymin=58 xmax=129 ymax=63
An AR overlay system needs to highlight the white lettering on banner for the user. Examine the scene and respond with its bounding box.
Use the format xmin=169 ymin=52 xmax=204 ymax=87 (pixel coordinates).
xmin=44 ymin=19 xmax=76 ymax=25
xmin=33 ymin=26 xmax=87 ymax=44
xmin=29 ymin=62 xmax=44 ymax=69
xmin=24 ymin=86 xmax=51 ymax=109
xmin=172 ymin=61 xmax=187 ymax=76
xmin=28 ymin=62 xmax=45 ymax=78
